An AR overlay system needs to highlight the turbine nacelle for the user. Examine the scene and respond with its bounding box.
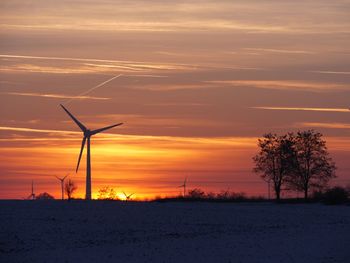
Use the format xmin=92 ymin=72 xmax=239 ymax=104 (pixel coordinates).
xmin=84 ymin=129 xmax=92 ymax=137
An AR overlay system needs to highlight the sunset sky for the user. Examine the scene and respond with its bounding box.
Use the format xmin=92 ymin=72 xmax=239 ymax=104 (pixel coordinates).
xmin=0 ymin=0 xmax=349 ymax=199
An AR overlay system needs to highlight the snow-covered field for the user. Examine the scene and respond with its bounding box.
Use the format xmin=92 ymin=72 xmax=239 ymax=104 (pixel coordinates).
xmin=0 ymin=201 xmax=349 ymax=263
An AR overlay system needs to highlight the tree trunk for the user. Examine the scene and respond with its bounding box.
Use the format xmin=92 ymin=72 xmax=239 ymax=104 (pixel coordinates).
xmin=275 ymin=188 xmax=281 ymax=200
xmin=304 ymin=188 xmax=308 ymax=200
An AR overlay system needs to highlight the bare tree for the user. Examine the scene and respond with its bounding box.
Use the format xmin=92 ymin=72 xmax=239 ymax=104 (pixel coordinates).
xmin=253 ymin=133 xmax=293 ymax=200
xmin=288 ymin=130 xmax=336 ymax=200
xmin=65 ymin=179 xmax=77 ymax=200
xmin=97 ymin=186 xmax=116 ymax=200
xmin=216 ymin=189 xmax=231 ymax=200
xmin=187 ymin=188 xmax=205 ymax=199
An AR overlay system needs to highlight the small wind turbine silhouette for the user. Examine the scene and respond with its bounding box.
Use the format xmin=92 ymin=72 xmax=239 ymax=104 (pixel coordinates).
xmin=122 ymin=191 xmax=134 ymax=201
xmin=178 ymin=177 xmax=187 ymax=197
xmin=28 ymin=180 xmax=35 ymax=200
xmin=54 ymin=173 xmax=69 ymax=200
xmin=60 ymin=104 xmax=123 ymax=200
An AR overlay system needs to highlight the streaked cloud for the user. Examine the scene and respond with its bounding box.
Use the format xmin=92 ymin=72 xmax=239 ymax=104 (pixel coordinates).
xmin=0 ymin=63 xmax=93 ymax=74
xmin=243 ymin=48 xmax=315 ymax=54
xmin=131 ymin=83 xmax=216 ymax=91
xmin=125 ymin=74 xmax=168 ymax=78
xmin=206 ymin=80 xmax=349 ymax=92
xmin=310 ymin=71 xmax=350 ymax=75
xmin=0 ymin=126 xmax=80 ymax=135
xmin=0 ymin=126 xmax=257 ymax=147
xmin=2 ymin=0 xmax=350 ymax=36
xmin=0 ymin=54 xmax=199 ymax=73
xmin=1 ymin=92 xmax=110 ymax=100
xmin=0 ymin=21 xmax=292 ymax=34
xmin=252 ymin=107 xmax=350 ymax=113
xmin=299 ymin=122 xmax=350 ymax=129
xmin=144 ymin=103 xmax=210 ymax=107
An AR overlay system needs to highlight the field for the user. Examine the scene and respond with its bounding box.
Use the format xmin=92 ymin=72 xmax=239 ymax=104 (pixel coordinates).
xmin=1 ymin=201 xmax=349 ymax=263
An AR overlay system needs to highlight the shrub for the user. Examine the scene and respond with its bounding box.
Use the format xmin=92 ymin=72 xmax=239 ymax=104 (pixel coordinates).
xmin=323 ymin=187 xmax=349 ymax=205
xmin=98 ymin=186 xmax=117 ymax=200
xmin=36 ymin=192 xmax=54 ymax=200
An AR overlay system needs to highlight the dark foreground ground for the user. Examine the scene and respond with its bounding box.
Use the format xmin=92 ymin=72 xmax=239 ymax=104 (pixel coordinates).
xmin=0 ymin=201 xmax=349 ymax=263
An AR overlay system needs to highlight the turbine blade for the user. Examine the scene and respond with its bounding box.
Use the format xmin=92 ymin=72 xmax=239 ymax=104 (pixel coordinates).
xmin=91 ymin=123 xmax=123 ymax=135
xmin=63 ymin=174 xmax=68 ymax=180
xmin=76 ymin=136 xmax=87 ymax=173
xmin=60 ymin=104 xmax=87 ymax=132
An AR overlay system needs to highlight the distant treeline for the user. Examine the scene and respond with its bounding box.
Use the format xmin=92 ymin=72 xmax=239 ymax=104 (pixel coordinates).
xmin=32 ymin=186 xmax=349 ymax=205
xmin=153 ymin=187 xmax=349 ymax=205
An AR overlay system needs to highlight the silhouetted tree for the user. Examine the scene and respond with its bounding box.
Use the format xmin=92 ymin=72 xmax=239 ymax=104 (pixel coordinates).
xmin=216 ymin=189 xmax=231 ymax=200
xmin=188 ymin=188 xmax=205 ymax=199
xmin=253 ymin=133 xmax=294 ymax=200
xmin=97 ymin=186 xmax=116 ymax=200
xmin=36 ymin=192 xmax=54 ymax=200
xmin=288 ymin=130 xmax=336 ymax=200
xmin=65 ymin=179 xmax=77 ymax=200
xmin=206 ymin=191 xmax=216 ymax=199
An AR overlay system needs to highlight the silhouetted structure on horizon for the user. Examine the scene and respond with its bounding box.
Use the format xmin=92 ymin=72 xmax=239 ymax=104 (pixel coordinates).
xmin=54 ymin=174 xmax=69 ymax=200
xmin=178 ymin=177 xmax=187 ymax=197
xmin=27 ymin=180 xmax=35 ymax=200
xmin=60 ymin=104 xmax=123 ymax=200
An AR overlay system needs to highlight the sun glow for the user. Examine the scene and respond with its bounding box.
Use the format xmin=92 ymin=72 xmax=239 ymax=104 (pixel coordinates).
xmin=0 ymin=126 xmax=260 ymax=199
xmin=1 ymin=0 xmax=350 ymax=200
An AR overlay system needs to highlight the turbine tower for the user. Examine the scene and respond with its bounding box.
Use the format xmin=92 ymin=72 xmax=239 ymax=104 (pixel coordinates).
xmin=28 ymin=180 xmax=35 ymax=200
xmin=178 ymin=177 xmax=187 ymax=197
xmin=60 ymin=104 xmax=123 ymax=200
xmin=54 ymin=174 xmax=69 ymax=200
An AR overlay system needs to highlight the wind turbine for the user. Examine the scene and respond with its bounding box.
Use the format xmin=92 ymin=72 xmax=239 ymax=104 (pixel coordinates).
xmin=178 ymin=177 xmax=187 ymax=197
xmin=28 ymin=180 xmax=35 ymax=200
xmin=122 ymin=191 xmax=134 ymax=201
xmin=60 ymin=104 xmax=123 ymax=200
xmin=54 ymin=173 xmax=69 ymax=200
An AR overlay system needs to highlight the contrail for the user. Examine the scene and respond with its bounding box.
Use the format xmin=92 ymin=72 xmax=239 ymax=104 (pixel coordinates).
xmin=65 ymin=74 xmax=123 ymax=104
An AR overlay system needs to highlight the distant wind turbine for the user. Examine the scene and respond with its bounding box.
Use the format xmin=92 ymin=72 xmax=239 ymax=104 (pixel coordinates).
xmin=122 ymin=191 xmax=134 ymax=201
xmin=60 ymin=104 xmax=123 ymax=200
xmin=54 ymin=173 xmax=69 ymax=200
xmin=178 ymin=177 xmax=187 ymax=197
xmin=28 ymin=180 xmax=35 ymax=200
